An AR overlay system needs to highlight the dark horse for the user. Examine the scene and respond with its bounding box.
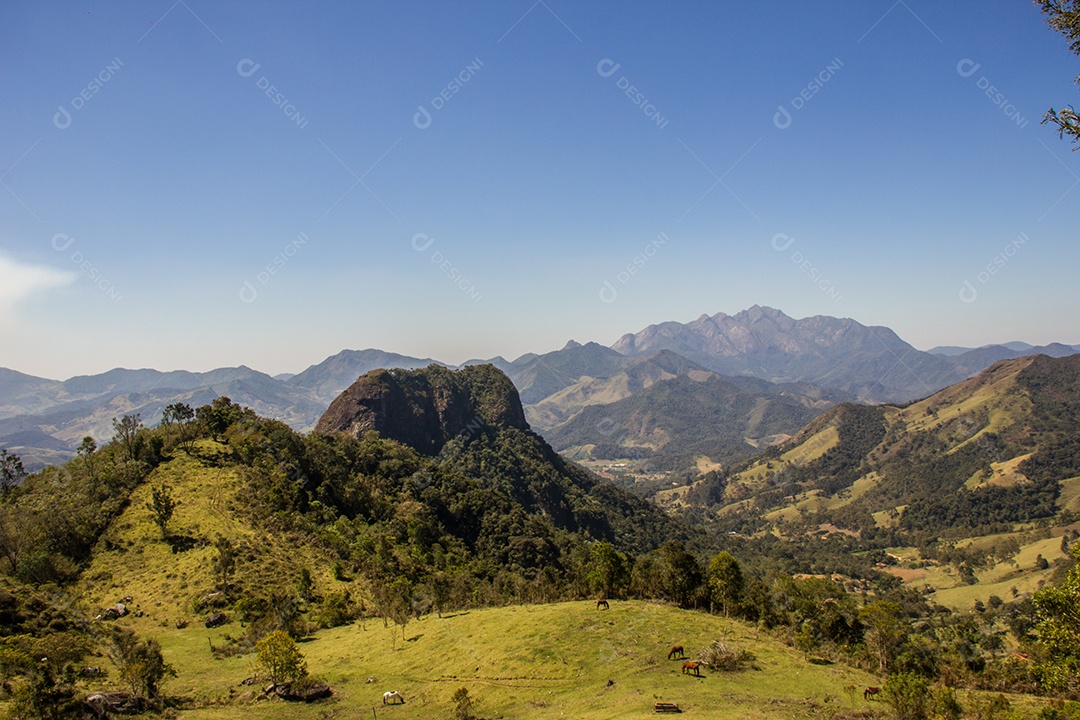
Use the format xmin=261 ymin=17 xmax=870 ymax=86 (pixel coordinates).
xmin=596 ymin=599 xmax=610 ymax=610
xmin=681 ymin=661 xmax=701 ymax=676
xmin=667 ymin=645 xmax=685 ymax=660
xmin=864 ymin=687 xmax=881 ymax=701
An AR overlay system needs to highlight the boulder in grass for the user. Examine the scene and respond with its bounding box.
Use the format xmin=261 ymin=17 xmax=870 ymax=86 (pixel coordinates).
xmin=273 ymin=680 xmax=333 ymax=702
xmin=83 ymin=691 xmax=141 ymax=718
xmin=204 ymin=612 xmax=227 ymax=628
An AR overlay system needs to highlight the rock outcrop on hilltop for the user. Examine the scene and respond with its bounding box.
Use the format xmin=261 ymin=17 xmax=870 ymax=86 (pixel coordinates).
xmin=314 ymin=364 xmax=528 ymax=455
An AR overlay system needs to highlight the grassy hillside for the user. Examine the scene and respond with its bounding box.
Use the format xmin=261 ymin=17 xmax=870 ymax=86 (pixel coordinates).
xmin=94 ymin=600 xmax=884 ymax=719
xmin=76 ymin=446 xmax=349 ymax=626
xmin=664 ymin=355 xmax=1080 ymax=615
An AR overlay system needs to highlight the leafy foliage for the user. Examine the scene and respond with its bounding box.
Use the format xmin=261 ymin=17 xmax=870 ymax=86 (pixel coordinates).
xmin=256 ymin=629 xmax=307 ymax=685
xmin=1037 ymin=0 xmax=1080 ymax=147
xmin=146 ymin=482 xmax=178 ymax=539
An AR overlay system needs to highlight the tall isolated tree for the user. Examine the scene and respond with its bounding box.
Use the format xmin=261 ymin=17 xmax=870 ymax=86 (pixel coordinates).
xmin=256 ymin=630 xmax=307 ymax=685
xmin=77 ymin=436 xmax=97 ymax=478
xmin=1036 ymin=0 xmax=1080 ymax=146
xmin=112 ymin=414 xmax=143 ymax=462
xmin=146 ymin=483 xmax=179 ymax=539
xmin=707 ymin=551 xmax=745 ymax=617
xmin=0 ymin=450 xmax=26 ymax=496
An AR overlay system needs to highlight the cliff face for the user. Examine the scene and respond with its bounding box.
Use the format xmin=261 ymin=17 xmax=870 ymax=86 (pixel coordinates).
xmin=314 ymin=364 xmax=528 ymax=455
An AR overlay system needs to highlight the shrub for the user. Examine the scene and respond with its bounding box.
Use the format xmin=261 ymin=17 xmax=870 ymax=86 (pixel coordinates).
xmin=931 ymin=684 xmax=962 ymax=720
xmin=882 ymin=672 xmax=930 ymax=720
xmin=255 ymin=630 xmax=307 ymax=686
xmin=698 ymin=640 xmax=757 ymax=672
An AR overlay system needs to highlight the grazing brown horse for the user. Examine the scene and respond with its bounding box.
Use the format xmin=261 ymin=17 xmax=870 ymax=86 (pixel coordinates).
xmin=864 ymin=686 xmax=881 ymax=701
xmin=667 ymin=645 xmax=685 ymax=660
xmin=596 ymin=599 xmax=610 ymax=610
xmin=681 ymin=661 xmax=701 ymax=676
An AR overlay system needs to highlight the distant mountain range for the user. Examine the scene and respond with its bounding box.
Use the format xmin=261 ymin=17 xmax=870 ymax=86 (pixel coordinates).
xmin=610 ymin=306 xmax=1078 ymax=402
xmin=2 ymin=306 xmax=1076 ymax=471
xmin=927 ymin=341 xmax=1080 ymax=357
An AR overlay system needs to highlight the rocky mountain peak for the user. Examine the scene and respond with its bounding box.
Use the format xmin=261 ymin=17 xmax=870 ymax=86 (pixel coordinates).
xmin=314 ymin=364 xmax=528 ymax=455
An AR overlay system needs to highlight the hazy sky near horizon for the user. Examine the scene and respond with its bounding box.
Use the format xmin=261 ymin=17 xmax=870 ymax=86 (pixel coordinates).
xmin=2 ymin=1 xmax=1078 ymax=379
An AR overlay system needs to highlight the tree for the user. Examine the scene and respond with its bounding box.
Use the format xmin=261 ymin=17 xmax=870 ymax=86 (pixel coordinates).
xmin=1033 ymin=542 xmax=1080 ymax=692
xmin=452 ymin=686 xmax=476 ymax=720
xmin=111 ymin=414 xmax=143 ymax=462
xmin=882 ymin=672 xmax=930 ymax=720
xmin=197 ymin=397 xmax=246 ymax=440
xmin=659 ymin=540 xmax=703 ymax=608
xmin=146 ymin=483 xmax=178 ymax=540
xmin=427 ymin=571 xmax=451 ymax=618
xmin=109 ymin=629 xmax=175 ymax=704
xmin=0 ymin=505 xmax=38 ymax=575
xmin=256 ymin=630 xmax=307 ymax=685
xmin=0 ymin=449 xmax=26 ymax=496
xmin=387 ymin=577 xmax=413 ymax=640
xmin=77 ymin=436 xmax=96 ymax=478
xmin=297 ymin=568 xmax=314 ymax=602
xmin=1037 ymin=0 xmax=1080 ymax=146
xmin=5 ymin=658 xmax=81 ymax=720
xmin=162 ymin=402 xmax=195 ymax=450
xmin=212 ymin=535 xmax=236 ymax=592
xmin=587 ymin=542 xmax=627 ymax=599
xmin=860 ymin=601 xmax=906 ymax=674
xmin=707 ymin=551 xmax=744 ymax=617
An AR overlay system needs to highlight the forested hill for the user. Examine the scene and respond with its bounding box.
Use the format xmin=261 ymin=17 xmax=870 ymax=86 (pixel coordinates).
xmin=686 ymin=354 xmax=1080 ymax=543
xmin=314 ymin=363 xmax=678 ymax=553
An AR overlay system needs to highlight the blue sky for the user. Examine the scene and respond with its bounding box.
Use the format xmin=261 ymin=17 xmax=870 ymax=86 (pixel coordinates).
xmin=2 ymin=1 xmax=1078 ymax=379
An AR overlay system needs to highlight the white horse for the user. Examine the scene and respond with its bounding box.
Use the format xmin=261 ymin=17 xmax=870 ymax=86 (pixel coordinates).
xmin=383 ymin=690 xmax=405 ymax=705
